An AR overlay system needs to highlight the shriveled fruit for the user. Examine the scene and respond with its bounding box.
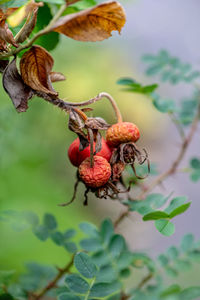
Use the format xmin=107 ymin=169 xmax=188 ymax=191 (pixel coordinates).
xmin=68 ymin=137 xmax=112 ymax=167
xmin=106 ymin=122 xmax=140 ymax=147
xmin=79 ymin=156 xmax=111 ymax=188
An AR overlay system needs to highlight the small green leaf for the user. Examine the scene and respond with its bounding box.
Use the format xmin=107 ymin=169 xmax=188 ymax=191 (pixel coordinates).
xmin=80 ymin=238 xmax=102 ymax=252
xmin=79 ymin=222 xmax=98 ymax=237
xmin=160 ymin=284 xmax=181 ymax=298
xmin=51 ymin=231 xmax=64 ymax=245
xmin=58 ymin=293 xmax=81 ymax=300
xmin=33 ymin=225 xmax=49 ymax=241
xmin=74 ymin=252 xmax=97 ymax=279
xmin=63 ymin=242 xmax=77 ymax=253
xmin=108 ymin=235 xmax=125 ymax=258
xmin=181 ymin=234 xmax=194 ymax=252
xmin=65 ymin=274 xmax=89 ymax=294
xmin=169 ymin=202 xmax=191 ymax=218
xmin=179 ymin=286 xmax=200 ymax=300
xmin=165 ymin=196 xmax=187 ymax=214
xmin=89 ymin=281 xmax=121 ymax=298
xmin=167 ymin=246 xmax=179 ymax=260
xmin=143 ymin=211 xmax=169 ymax=221
xmin=100 ymin=219 xmax=114 ymax=245
xmin=64 ymin=229 xmax=76 ymax=240
xmin=158 ymin=254 xmax=169 ymax=267
xmin=117 ymin=78 xmax=136 ymax=85
xmin=96 ymin=264 xmax=117 ymax=283
xmin=190 ymin=158 xmax=200 ymax=169
xmin=43 ymin=213 xmax=57 ymax=231
xmin=155 ymin=220 xmax=175 ymax=236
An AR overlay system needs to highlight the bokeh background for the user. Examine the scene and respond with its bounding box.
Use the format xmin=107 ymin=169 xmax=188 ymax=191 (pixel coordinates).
xmin=1 ymin=0 xmax=200 ymax=288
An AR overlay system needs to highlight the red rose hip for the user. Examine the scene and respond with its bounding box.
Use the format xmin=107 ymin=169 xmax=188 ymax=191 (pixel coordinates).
xmin=68 ymin=137 xmax=112 ymax=167
xmin=106 ymin=122 xmax=140 ymax=147
xmin=79 ymin=156 xmax=111 ymax=188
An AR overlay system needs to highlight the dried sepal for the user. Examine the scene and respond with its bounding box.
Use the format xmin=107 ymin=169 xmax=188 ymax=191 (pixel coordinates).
xmin=0 ymin=23 xmax=18 ymax=48
xmin=85 ymin=117 xmax=110 ymax=130
xmin=16 ymin=8 xmax=38 ymax=43
xmin=3 ymin=58 xmax=33 ymax=112
xmin=52 ymin=1 xmax=126 ymax=42
xmin=68 ymin=110 xmax=89 ymax=150
xmin=20 ymin=45 xmax=58 ymax=96
xmin=50 ymin=71 xmax=66 ymax=83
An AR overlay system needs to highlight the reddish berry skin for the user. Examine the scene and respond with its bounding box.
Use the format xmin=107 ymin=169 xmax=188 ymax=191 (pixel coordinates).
xmin=106 ymin=122 xmax=140 ymax=147
xmin=79 ymin=156 xmax=111 ymax=188
xmin=68 ymin=137 xmax=112 ymax=167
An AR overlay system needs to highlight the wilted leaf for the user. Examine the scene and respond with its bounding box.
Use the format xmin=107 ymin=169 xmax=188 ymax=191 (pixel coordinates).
xmin=50 ymin=71 xmax=66 ymax=82
xmin=16 ymin=8 xmax=38 ymax=43
xmin=3 ymin=58 xmax=33 ymax=112
xmin=52 ymin=1 xmax=126 ymax=42
xmin=20 ymin=45 xmax=58 ymax=96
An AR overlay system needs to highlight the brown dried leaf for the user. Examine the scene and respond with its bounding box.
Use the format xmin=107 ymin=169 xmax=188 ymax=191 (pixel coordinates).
xmin=16 ymin=8 xmax=38 ymax=43
xmin=20 ymin=45 xmax=58 ymax=96
xmin=0 ymin=59 xmax=9 ymax=72
xmin=3 ymin=58 xmax=33 ymax=112
xmin=50 ymin=71 xmax=66 ymax=83
xmin=52 ymin=1 xmax=126 ymax=42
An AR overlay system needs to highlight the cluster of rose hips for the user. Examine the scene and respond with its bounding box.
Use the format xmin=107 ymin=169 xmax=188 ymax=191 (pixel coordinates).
xmin=64 ymin=119 xmax=149 ymax=206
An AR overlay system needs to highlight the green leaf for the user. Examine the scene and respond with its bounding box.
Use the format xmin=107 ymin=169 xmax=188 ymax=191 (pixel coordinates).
xmin=169 ymin=202 xmax=191 ymax=218
xmin=96 ymin=265 xmax=117 ymax=283
xmin=108 ymin=235 xmax=125 ymax=258
xmin=80 ymin=238 xmax=102 ymax=252
xmin=91 ymin=251 xmax=110 ymax=267
xmin=64 ymin=229 xmax=76 ymax=240
xmin=151 ymin=93 xmax=175 ymax=113
xmin=65 ymin=274 xmax=89 ymax=294
xmin=190 ymin=170 xmax=200 ymax=182
xmin=165 ymin=196 xmax=187 ymax=214
xmin=179 ymin=286 xmax=200 ymax=300
xmin=22 ymin=211 xmax=39 ymax=227
xmin=58 ymin=293 xmax=81 ymax=300
xmin=63 ymin=242 xmax=77 ymax=253
xmin=74 ymin=252 xmax=97 ymax=279
xmin=117 ymin=78 xmax=136 ymax=85
xmin=155 ymin=220 xmax=175 ymax=236
xmin=43 ymin=213 xmax=57 ymax=231
xmin=117 ymin=251 xmax=133 ymax=270
xmin=190 ymin=158 xmax=200 ymax=169
xmin=181 ymin=234 xmax=194 ymax=252
xmin=167 ymin=246 xmax=179 ymax=260
xmin=158 ymin=254 xmax=169 ymax=267
xmin=100 ymin=219 xmax=114 ymax=245
xmin=33 ymin=225 xmax=49 ymax=241
xmin=143 ymin=211 xmax=169 ymax=221
xmin=160 ymin=284 xmax=181 ymax=298
xmin=89 ymin=281 xmax=121 ymax=298
xmin=165 ymin=266 xmax=178 ymax=277
xmin=51 ymin=231 xmax=64 ymax=245
xmin=79 ymin=222 xmax=98 ymax=237
xmin=174 ymin=259 xmax=191 ymax=271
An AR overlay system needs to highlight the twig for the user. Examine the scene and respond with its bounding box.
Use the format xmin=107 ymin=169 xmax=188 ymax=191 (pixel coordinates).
xmin=114 ymin=101 xmax=200 ymax=228
xmin=63 ymin=92 xmax=123 ymax=123
xmin=137 ymin=272 xmax=153 ymax=289
xmin=169 ymin=112 xmax=185 ymax=140
xmin=33 ymin=256 xmax=74 ymax=300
